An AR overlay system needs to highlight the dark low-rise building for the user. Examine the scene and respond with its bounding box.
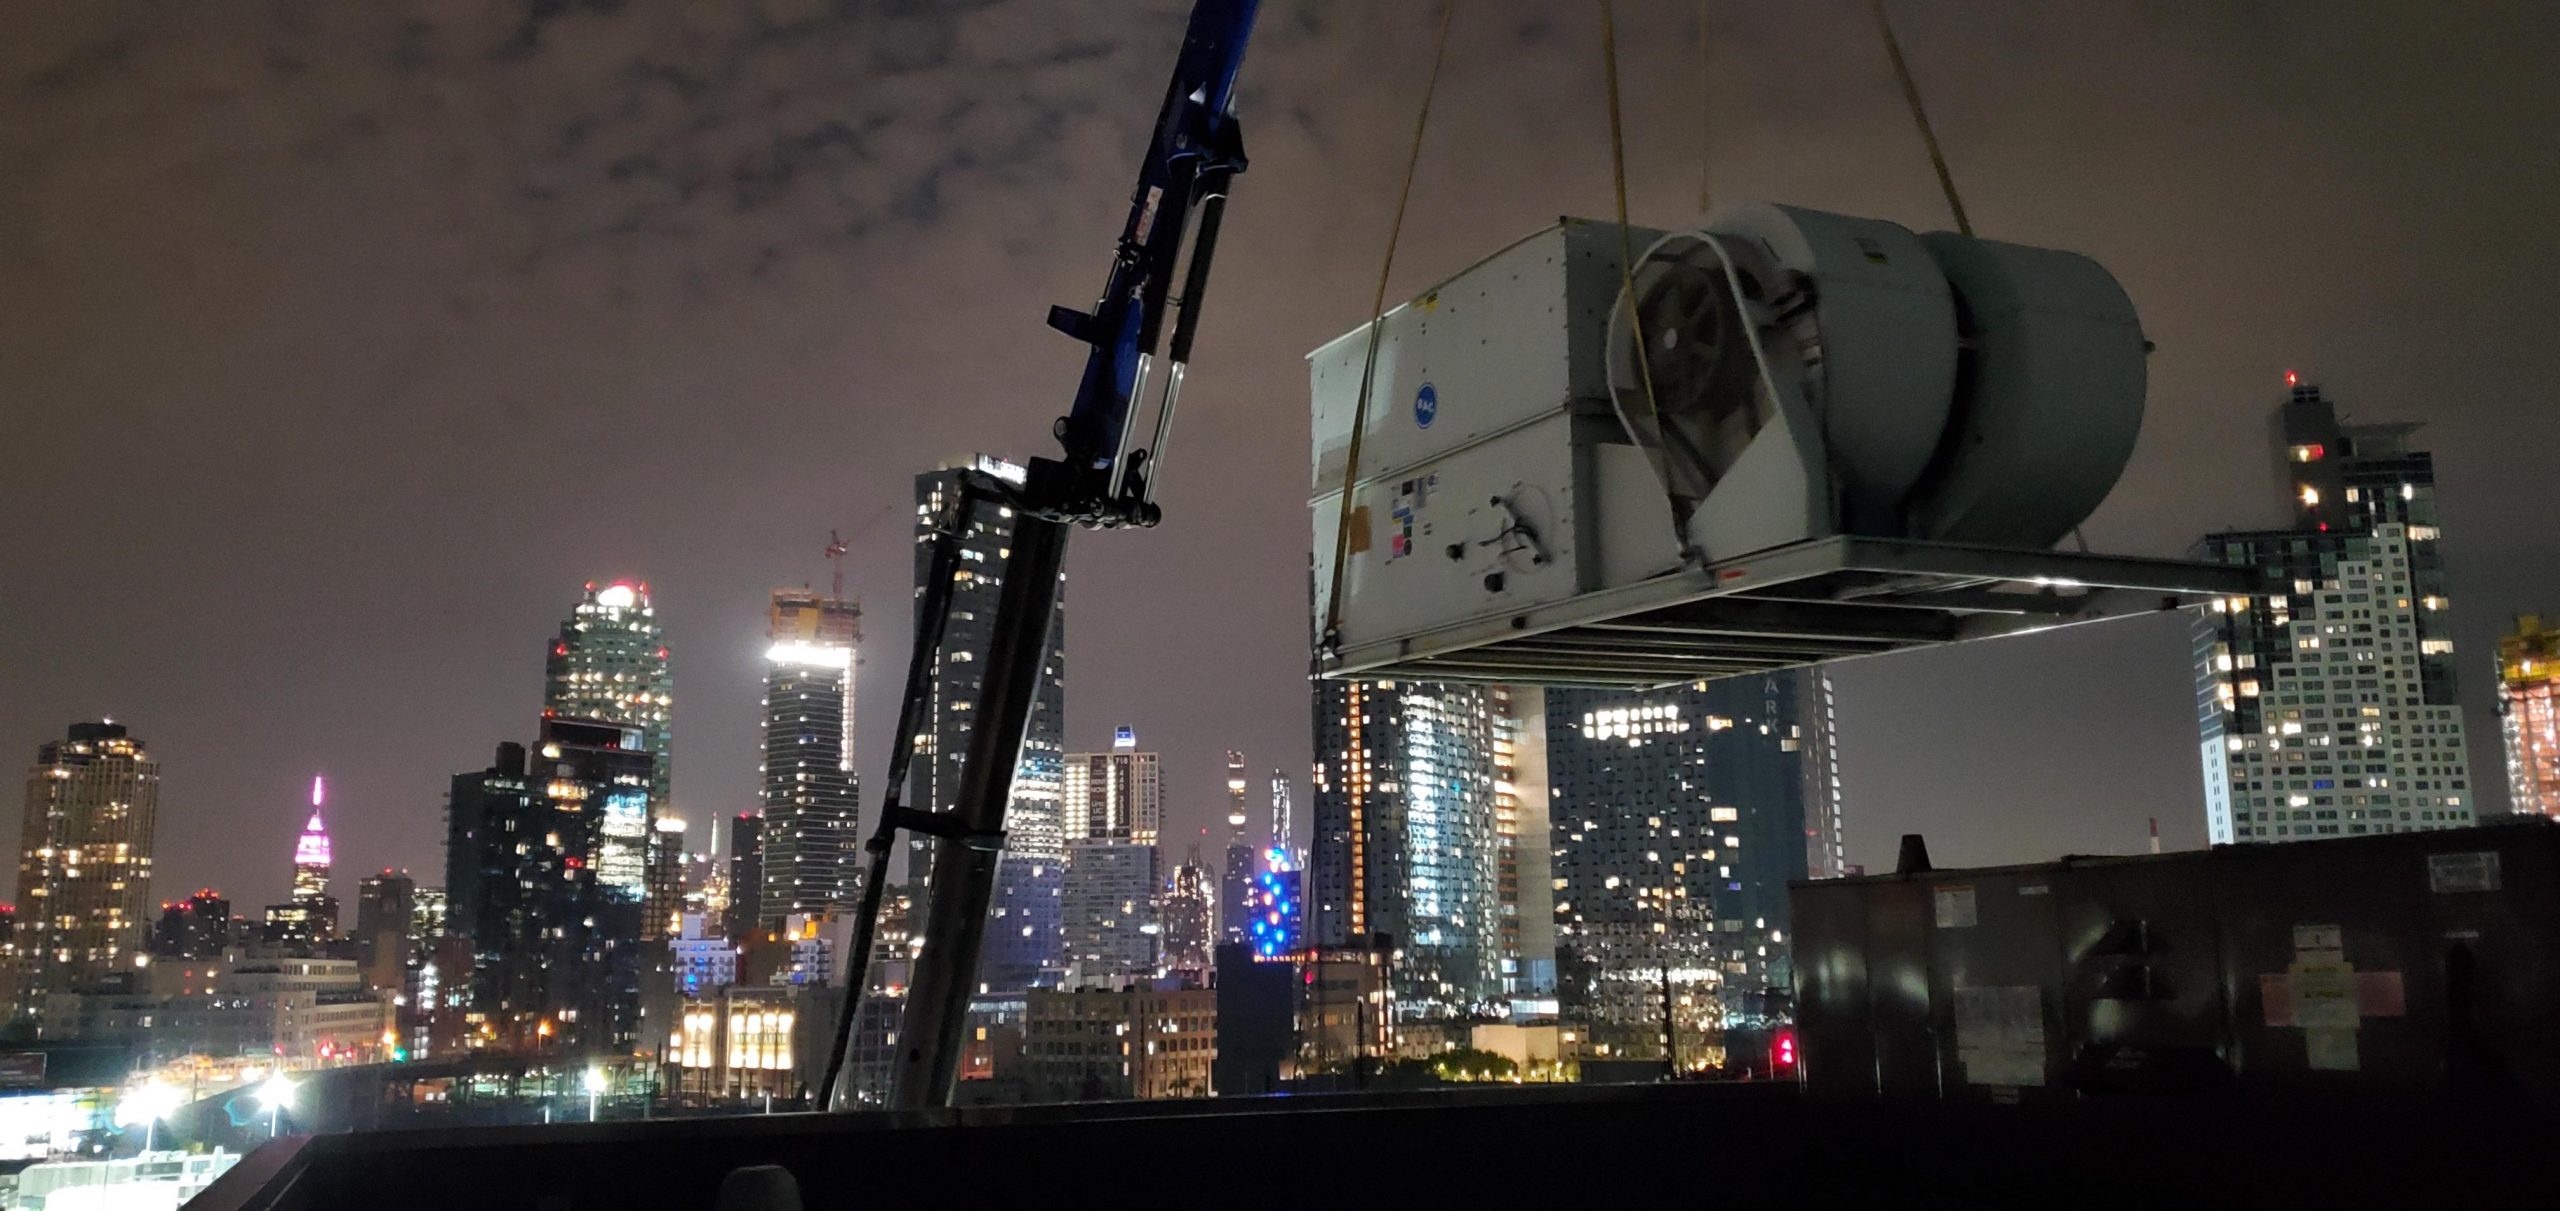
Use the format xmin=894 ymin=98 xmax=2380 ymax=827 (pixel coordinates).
xmin=1795 ymin=820 xmax=2560 ymax=1109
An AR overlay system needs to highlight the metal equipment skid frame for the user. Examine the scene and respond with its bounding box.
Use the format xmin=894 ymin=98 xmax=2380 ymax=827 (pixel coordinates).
xmin=1322 ymin=536 xmax=2259 ymax=686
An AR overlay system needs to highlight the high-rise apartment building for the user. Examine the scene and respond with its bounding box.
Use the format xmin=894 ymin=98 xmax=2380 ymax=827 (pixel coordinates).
xmin=2195 ymin=381 xmax=2474 ymax=844
xmin=529 ymin=717 xmax=653 ymax=1045
xmin=912 ymin=457 xmax=1066 ymax=992
xmin=1489 ymin=685 xmax=1556 ymax=995
xmin=1310 ymin=680 xmax=1505 ymax=1021
xmin=1269 ymin=770 xmax=1298 ymax=869
xmin=2499 ymin=614 xmax=2560 ymax=819
xmin=1064 ymin=733 xmax=1162 ymax=845
xmin=645 ymin=817 xmax=687 ymax=940
xmin=1800 ymin=671 xmax=1851 ymax=879
xmin=408 ymin=888 xmax=447 ymax=965
xmin=761 ymin=588 xmax=862 ymax=920
xmin=443 ymin=744 xmax=528 ymax=955
xmin=1159 ymin=850 xmax=1212 ymax=982
xmin=17 ymin=721 xmax=159 ymax=1016
xmin=544 ymin=580 xmax=674 ymax=839
xmin=355 ymin=869 xmax=417 ymax=992
xmin=446 ymin=742 xmax=554 ymax=1049
xmin=444 ymin=718 xmax=654 ymax=1053
xmin=1060 ymin=843 xmax=1159 ymax=985
xmin=1061 ymin=731 xmax=1162 ymax=986
xmin=354 ymin=872 xmax=414 ymax=954
xmin=725 ymin=813 xmax=764 ymax=940
xmin=1546 ymin=674 xmax=1815 ymax=1061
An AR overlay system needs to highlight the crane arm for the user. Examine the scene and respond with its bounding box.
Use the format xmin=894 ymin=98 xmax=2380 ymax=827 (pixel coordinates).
xmin=826 ymin=0 xmax=1261 ymax=1112
xmin=1035 ymin=0 xmax=1257 ymax=525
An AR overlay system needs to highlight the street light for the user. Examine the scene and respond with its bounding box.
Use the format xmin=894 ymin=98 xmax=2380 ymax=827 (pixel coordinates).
xmin=115 ymin=1083 xmax=184 ymax=1152
xmin=582 ymin=1067 xmax=607 ymax=1123
xmin=257 ymin=1075 xmax=297 ymax=1138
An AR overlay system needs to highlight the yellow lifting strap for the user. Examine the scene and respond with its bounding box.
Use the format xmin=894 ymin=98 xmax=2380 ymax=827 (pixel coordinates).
xmin=1320 ymin=0 xmax=1456 ymax=649
xmin=1323 ymin=0 xmax=1680 ymax=650
xmin=1866 ymin=0 xmax=1973 ymax=236
xmin=1600 ymin=0 xmax=1667 ymax=533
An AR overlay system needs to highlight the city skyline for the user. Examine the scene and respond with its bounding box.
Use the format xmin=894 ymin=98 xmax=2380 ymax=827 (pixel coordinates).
xmin=8 ymin=6 xmax=2560 ymax=1190
xmin=7 ymin=2 xmax=2557 ymax=912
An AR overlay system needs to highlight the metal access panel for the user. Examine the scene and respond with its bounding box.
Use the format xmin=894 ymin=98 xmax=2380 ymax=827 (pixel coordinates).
xmin=1309 ymin=215 xmax=2252 ymax=687
xmin=1309 ymin=220 xmax=1680 ymax=668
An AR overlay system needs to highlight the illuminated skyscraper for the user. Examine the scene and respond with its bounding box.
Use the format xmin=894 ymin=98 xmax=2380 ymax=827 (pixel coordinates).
xmin=2195 ymin=380 xmax=2474 ymax=844
xmin=1311 ymin=680 xmax=1504 ymax=1021
xmin=544 ymin=580 xmax=674 ymax=826
xmin=15 ymin=721 xmax=158 ymax=1018
xmin=1269 ymin=770 xmax=1296 ymax=867
xmin=646 ymin=816 xmax=688 ymax=940
xmin=1219 ymin=751 xmax=1254 ymax=948
xmin=761 ymin=588 xmax=862 ymax=920
xmin=1800 ymin=671 xmax=1851 ymax=880
xmin=448 ymin=742 xmax=565 ymax=1049
xmin=445 ymin=719 xmax=654 ymax=1052
xmin=912 ymin=457 xmax=1065 ymax=992
xmin=2499 ymin=614 xmax=2560 ymax=818
xmin=1061 ymin=730 xmax=1161 ymax=985
xmin=1064 ymin=732 xmax=1161 ymax=846
xmin=1060 ymin=843 xmax=1158 ymax=985
xmin=1489 ymin=685 xmax=1554 ymax=995
xmin=292 ymin=778 xmax=330 ymax=900
xmin=1245 ymin=849 xmax=1302 ymax=960
xmin=1159 ymin=849 xmax=1212 ymax=981
xmin=1547 ymin=675 xmax=1813 ymax=1060
xmin=262 ymin=777 xmax=340 ymax=946
xmin=725 ymin=813 xmax=764 ymax=940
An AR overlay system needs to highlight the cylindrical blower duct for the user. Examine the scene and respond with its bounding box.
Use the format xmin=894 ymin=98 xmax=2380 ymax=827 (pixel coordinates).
xmin=1906 ymin=234 xmax=2146 ymax=547
xmin=1607 ymin=203 xmax=2145 ymax=554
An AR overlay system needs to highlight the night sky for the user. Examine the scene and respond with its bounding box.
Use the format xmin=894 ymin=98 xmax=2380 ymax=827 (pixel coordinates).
xmin=4 ymin=1 xmax=2554 ymax=909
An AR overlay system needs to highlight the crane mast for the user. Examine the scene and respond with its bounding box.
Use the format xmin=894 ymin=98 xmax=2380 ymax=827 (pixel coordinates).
xmin=820 ymin=0 xmax=1258 ymax=1112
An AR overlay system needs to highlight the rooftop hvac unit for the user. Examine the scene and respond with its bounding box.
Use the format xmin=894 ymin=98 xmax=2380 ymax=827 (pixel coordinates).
xmin=1309 ymin=202 xmax=2250 ymax=686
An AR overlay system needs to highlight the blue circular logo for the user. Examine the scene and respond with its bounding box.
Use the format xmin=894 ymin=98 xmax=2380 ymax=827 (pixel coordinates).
xmin=1414 ymin=382 xmax=1438 ymax=429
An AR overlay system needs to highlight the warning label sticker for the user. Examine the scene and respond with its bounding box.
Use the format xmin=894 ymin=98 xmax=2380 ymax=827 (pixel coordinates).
xmin=1386 ymin=474 xmax=1437 ymax=563
xmin=2427 ymin=851 xmax=2501 ymax=894
xmin=1933 ymin=886 xmax=1977 ymax=929
xmin=1954 ymin=985 xmax=2046 ymax=1088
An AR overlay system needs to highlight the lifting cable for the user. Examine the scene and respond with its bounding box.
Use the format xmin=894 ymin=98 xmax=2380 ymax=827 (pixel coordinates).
xmin=1323 ymin=0 xmax=1686 ymax=652
xmin=1599 ymin=0 xmax=1667 ymax=528
xmin=1868 ymin=1 xmax=2088 ymax=550
xmin=1696 ymin=0 xmax=1713 ymax=215
xmin=1865 ymin=0 xmax=1972 ymax=236
xmin=1319 ymin=0 xmax=1456 ymax=650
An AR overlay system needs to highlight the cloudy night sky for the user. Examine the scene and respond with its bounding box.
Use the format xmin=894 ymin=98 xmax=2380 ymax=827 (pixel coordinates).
xmin=3 ymin=0 xmax=2553 ymax=908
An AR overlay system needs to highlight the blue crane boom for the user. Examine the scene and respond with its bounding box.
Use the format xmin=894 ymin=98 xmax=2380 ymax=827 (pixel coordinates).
xmin=1042 ymin=0 xmax=1257 ymax=524
xmin=820 ymin=0 xmax=1260 ymax=1111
